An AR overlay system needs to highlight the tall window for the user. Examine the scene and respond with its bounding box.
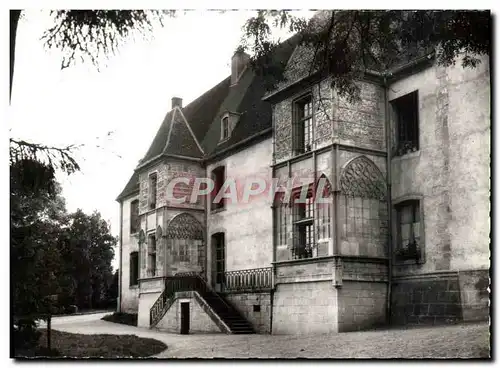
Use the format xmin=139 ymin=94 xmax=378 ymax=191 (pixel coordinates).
xmin=211 ymin=166 xmax=225 ymax=211
xmin=212 ymin=233 xmax=225 ymax=287
xmin=292 ymin=189 xmax=314 ymax=259
xmin=392 ymin=91 xmax=419 ymax=156
xmin=395 ymin=200 xmax=422 ymax=262
xmin=317 ymin=196 xmax=332 ymax=240
xmin=130 ymin=199 xmax=140 ymax=234
xmin=147 ymin=234 xmax=157 ymax=277
xmin=172 ymin=239 xmax=190 ymax=262
xmin=294 ymin=95 xmax=313 ymax=155
xmin=221 ymin=117 xmax=229 ymax=140
xmin=275 ymin=192 xmax=287 ymax=246
xmin=129 ymin=251 xmax=139 ymax=286
xmin=149 ymin=173 xmax=158 ymax=210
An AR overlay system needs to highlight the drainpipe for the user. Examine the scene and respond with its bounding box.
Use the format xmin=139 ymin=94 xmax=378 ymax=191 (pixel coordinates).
xmin=270 ymin=153 xmax=276 ymax=335
xmin=383 ymin=76 xmax=393 ymax=323
xmin=118 ymin=201 xmax=123 ymax=313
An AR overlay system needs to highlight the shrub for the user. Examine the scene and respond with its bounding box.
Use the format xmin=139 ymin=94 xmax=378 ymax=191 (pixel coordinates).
xmin=102 ymin=312 xmax=137 ymax=326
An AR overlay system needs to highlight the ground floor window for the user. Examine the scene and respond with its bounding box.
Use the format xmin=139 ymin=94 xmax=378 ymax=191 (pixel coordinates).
xmin=395 ymin=199 xmax=423 ymax=263
xmin=129 ymin=251 xmax=139 ymax=286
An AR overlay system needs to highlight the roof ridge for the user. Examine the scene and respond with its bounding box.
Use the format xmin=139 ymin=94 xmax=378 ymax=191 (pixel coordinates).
xmin=175 ymin=106 xmax=205 ymax=156
xmin=162 ymin=108 xmax=177 ymax=154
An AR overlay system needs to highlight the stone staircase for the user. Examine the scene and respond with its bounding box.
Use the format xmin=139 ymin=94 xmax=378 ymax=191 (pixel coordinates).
xmin=201 ymin=290 xmax=254 ymax=334
xmin=149 ymin=273 xmax=254 ymax=334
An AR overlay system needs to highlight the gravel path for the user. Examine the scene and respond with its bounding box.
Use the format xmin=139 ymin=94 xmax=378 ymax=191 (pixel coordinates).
xmin=49 ymin=314 xmax=490 ymax=359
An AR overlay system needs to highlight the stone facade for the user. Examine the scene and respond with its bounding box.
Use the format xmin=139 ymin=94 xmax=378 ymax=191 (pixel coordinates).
xmin=225 ymin=292 xmax=271 ymax=334
xmin=336 ymin=81 xmax=386 ymax=151
xmin=273 ymin=280 xmax=339 ymax=335
xmin=206 ymin=138 xmax=274 ymax=281
xmin=338 ymin=281 xmax=387 ymax=332
xmin=388 ymin=55 xmax=490 ymax=324
xmin=118 ymin=46 xmax=490 ymax=334
xmin=119 ymin=195 xmax=140 ymax=313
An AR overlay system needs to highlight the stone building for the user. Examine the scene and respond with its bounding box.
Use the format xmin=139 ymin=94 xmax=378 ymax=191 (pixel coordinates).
xmin=116 ymin=31 xmax=490 ymax=334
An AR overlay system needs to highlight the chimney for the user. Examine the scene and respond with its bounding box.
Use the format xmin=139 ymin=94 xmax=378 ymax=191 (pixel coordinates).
xmin=171 ymin=97 xmax=183 ymax=109
xmin=231 ymin=50 xmax=251 ymax=85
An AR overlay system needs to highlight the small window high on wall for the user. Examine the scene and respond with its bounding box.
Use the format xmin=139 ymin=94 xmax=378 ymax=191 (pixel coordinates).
xmin=392 ymin=91 xmax=419 ymax=156
xmin=130 ymin=199 xmax=140 ymax=234
xmin=293 ymin=94 xmax=313 ymax=155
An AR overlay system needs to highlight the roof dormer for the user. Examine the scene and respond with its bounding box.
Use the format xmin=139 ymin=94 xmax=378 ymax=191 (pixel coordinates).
xmin=219 ymin=111 xmax=240 ymax=143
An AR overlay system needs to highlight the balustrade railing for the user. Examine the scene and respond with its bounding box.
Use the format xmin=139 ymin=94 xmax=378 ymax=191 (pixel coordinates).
xmin=150 ymin=268 xmax=274 ymax=327
xmin=223 ymin=267 xmax=273 ymax=293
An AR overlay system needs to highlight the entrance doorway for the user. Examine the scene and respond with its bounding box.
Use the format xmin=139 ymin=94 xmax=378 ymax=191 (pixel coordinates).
xmin=212 ymin=233 xmax=225 ymax=292
xmin=180 ymin=302 xmax=190 ymax=334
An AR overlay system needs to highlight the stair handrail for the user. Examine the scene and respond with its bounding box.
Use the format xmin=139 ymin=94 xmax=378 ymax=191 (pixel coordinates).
xmin=149 ymin=272 xmax=241 ymax=327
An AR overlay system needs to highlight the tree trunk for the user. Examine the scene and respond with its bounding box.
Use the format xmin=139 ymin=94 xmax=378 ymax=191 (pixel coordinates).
xmin=10 ymin=10 xmax=21 ymax=103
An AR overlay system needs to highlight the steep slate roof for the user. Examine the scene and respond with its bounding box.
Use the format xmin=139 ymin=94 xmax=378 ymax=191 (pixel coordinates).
xmin=117 ymin=37 xmax=298 ymax=201
xmin=116 ymin=170 xmax=139 ymax=201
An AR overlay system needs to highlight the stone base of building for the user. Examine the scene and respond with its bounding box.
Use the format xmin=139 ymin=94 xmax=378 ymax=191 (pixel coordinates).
xmin=391 ymin=269 xmax=489 ymax=325
xmin=337 ymin=281 xmax=388 ymax=332
xmin=224 ymin=292 xmax=271 ymax=333
xmin=155 ymin=291 xmax=225 ymax=334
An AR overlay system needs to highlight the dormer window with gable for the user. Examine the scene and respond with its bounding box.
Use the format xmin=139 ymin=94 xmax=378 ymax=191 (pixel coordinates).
xmin=220 ymin=112 xmax=240 ymax=142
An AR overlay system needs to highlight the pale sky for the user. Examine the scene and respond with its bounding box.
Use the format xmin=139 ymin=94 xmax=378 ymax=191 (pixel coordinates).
xmin=9 ymin=10 xmax=314 ymax=270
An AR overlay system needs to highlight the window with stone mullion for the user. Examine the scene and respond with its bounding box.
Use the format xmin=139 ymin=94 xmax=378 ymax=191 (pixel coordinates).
xmin=294 ymin=95 xmax=313 ymax=155
xmin=147 ymin=235 xmax=157 ymax=276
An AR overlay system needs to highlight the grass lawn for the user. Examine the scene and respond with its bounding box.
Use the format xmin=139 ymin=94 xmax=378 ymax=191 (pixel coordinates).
xmin=23 ymin=329 xmax=167 ymax=358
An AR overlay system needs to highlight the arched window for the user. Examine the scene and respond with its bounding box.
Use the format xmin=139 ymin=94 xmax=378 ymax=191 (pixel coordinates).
xmin=166 ymin=213 xmax=205 ymax=271
xmin=339 ymin=156 xmax=387 ymax=257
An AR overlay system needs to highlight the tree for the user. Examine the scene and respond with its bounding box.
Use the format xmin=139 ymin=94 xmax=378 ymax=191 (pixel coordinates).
xmin=10 ymin=10 xmax=174 ymax=102
xmin=63 ymin=210 xmax=117 ymax=310
xmin=240 ymin=10 xmax=491 ymax=102
xmin=11 ymin=160 xmax=69 ymax=354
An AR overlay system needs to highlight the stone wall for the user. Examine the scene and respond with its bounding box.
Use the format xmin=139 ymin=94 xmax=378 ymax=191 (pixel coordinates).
xmin=335 ymin=81 xmax=386 ymax=151
xmin=225 ymin=292 xmax=271 ymax=333
xmin=273 ymin=79 xmax=334 ymax=164
xmin=389 ymin=55 xmax=490 ymax=276
xmin=206 ymin=138 xmax=274 ymax=283
xmin=119 ymin=195 xmax=140 ymax=313
xmin=272 ymin=280 xmax=338 ymax=334
xmin=391 ymin=272 xmax=463 ymax=325
xmin=137 ymin=291 xmax=161 ymax=328
xmin=338 ymin=281 xmax=387 ymax=332
xmin=458 ymin=269 xmax=490 ymax=322
xmin=156 ymin=293 xmax=223 ymax=334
